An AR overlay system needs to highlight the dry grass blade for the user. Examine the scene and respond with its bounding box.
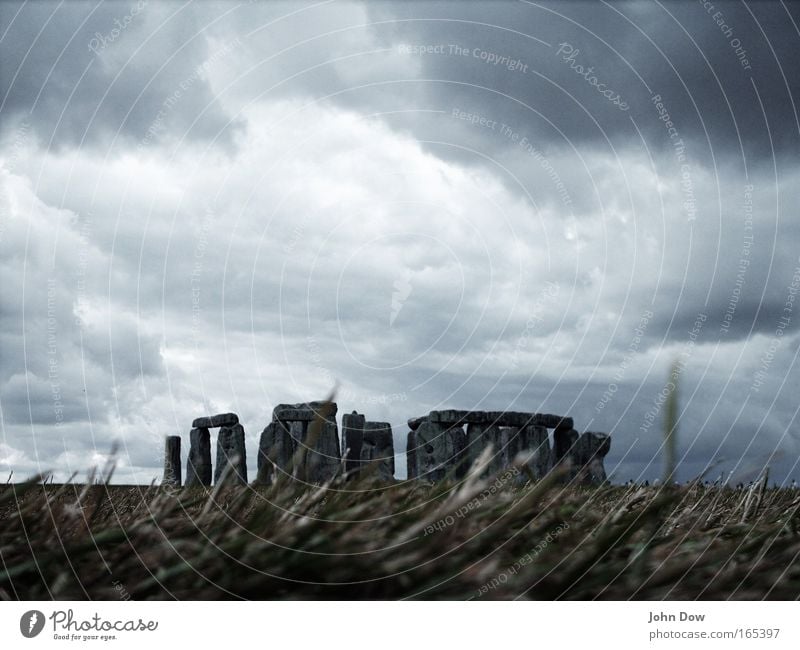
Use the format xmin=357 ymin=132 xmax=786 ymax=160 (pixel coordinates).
xmin=1 ymin=460 xmax=799 ymax=600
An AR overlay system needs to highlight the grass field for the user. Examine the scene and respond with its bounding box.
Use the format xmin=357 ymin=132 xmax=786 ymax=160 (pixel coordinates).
xmin=2 ymin=456 xmax=800 ymax=601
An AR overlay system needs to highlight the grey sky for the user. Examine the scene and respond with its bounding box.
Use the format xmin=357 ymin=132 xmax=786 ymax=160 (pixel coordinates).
xmin=1 ymin=0 xmax=799 ymax=484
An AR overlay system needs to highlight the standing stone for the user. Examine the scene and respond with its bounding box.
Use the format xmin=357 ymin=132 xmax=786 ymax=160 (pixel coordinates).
xmin=575 ymin=432 xmax=611 ymax=485
xmin=463 ymin=422 xmax=553 ymax=479
xmin=518 ymin=425 xmax=552 ymax=479
xmin=465 ymin=423 xmax=505 ymax=475
xmin=497 ymin=427 xmax=522 ymax=473
xmin=464 ymin=422 xmax=487 ymax=472
xmin=406 ymin=429 xmax=417 ymax=479
xmin=342 ymin=411 xmax=366 ymax=474
xmin=410 ymin=419 xmax=465 ymax=481
xmin=553 ymin=427 xmax=579 ymax=464
xmin=215 ymin=423 xmax=247 ymax=485
xmin=406 ymin=411 xmax=595 ymax=483
xmin=312 ymin=419 xmax=342 ymax=482
xmin=286 ymin=419 xmax=306 ymax=442
xmin=256 ymin=421 xmax=293 ymax=485
xmin=360 ymin=421 xmax=395 ymax=480
xmin=285 ymin=419 xmax=306 ymax=452
xmin=553 ymin=427 xmax=580 ymax=481
xmin=185 ymin=427 xmax=212 ymax=487
xmin=162 ymin=436 xmax=182 ymax=487
xmin=276 ymin=402 xmax=341 ymax=483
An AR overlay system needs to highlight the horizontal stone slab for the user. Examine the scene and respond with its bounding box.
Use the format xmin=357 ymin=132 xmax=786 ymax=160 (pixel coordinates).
xmin=273 ymin=401 xmax=338 ymax=422
xmin=364 ymin=421 xmax=393 ymax=443
xmin=192 ymin=413 xmax=239 ymax=429
xmin=428 ymin=410 xmax=572 ymax=430
xmin=407 ymin=416 xmax=427 ymax=431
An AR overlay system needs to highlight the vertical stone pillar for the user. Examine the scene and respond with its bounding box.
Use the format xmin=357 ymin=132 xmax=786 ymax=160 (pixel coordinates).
xmin=215 ymin=423 xmax=247 ymax=486
xmin=256 ymin=421 xmax=293 ymax=485
xmin=519 ymin=424 xmax=552 ymax=479
xmin=162 ymin=436 xmax=182 ymax=487
xmin=308 ymin=418 xmax=341 ymax=482
xmin=498 ymin=426 xmax=521 ymax=473
xmin=464 ymin=422 xmax=483 ymax=471
xmin=553 ymin=425 xmax=580 ymax=481
xmin=342 ymin=411 xmax=366 ymax=474
xmin=272 ymin=401 xmax=341 ymax=483
xmin=411 ymin=420 xmax=465 ymax=481
xmin=406 ymin=430 xmax=417 ymax=479
xmin=287 ymin=419 xmax=306 ymax=446
xmin=361 ymin=421 xmax=395 ymax=480
xmin=314 ymin=415 xmax=342 ymax=482
xmin=185 ymin=427 xmax=212 ymax=487
xmin=575 ymin=432 xmax=611 ymax=485
xmin=465 ymin=423 xmax=503 ymax=475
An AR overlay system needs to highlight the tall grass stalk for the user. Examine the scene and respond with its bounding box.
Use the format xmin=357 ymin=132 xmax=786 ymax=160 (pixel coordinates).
xmin=662 ymin=359 xmax=680 ymax=485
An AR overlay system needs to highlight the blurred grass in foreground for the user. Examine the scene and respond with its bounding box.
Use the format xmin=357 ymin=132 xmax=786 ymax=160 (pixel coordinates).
xmin=2 ymin=461 xmax=799 ymax=600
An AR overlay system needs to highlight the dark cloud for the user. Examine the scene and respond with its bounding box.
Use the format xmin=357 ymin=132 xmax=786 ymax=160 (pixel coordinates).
xmin=354 ymin=1 xmax=800 ymax=163
xmin=0 ymin=1 xmax=243 ymax=151
xmin=2 ymin=1 xmax=799 ymax=484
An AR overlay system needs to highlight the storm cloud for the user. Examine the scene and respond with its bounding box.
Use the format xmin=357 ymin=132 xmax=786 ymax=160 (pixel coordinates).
xmin=1 ymin=0 xmax=799 ymax=484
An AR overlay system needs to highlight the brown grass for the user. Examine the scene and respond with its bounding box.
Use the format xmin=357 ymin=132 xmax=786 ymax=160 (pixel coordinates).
xmin=2 ymin=463 xmax=799 ymax=600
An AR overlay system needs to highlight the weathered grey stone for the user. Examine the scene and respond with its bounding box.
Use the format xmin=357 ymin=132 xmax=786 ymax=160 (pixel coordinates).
xmin=499 ymin=427 xmax=524 ymax=473
xmin=409 ymin=420 xmax=465 ymax=481
xmin=552 ymin=429 xmax=609 ymax=485
xmin=256 ymin=421 xmax=293 ymax=485
xmin=465 ymin=423 xmax=553 ymax=480
xmin=312 ymin=420 xmax=342 ymax=482
xmin=342 ymin=411 xmax=365 ymax=474
xmin=406 ymin=430 xmax=417 ymax=479
xmin=215 ymin=423 xmax=247 ymax=485
xmin=553 ymin=416 xmax=574 ymax=432
xmin=464 ymin=422 xmax=511 ymax=475
xmin=192 ymin=413 xmax=238 ymax=429
xmin=360 ymin=421 xmax=395 ymax=480
xmin=429 ymin=410 xmax=572 ymax=430
xmin=162 ymin=436 xmax=181 ymax=487
xmin=518 ymin=425 xmax=552 ymax=480
xmin=185 ymin=427 xmax=212 ymax=487
xmin=553 ymin=427 xmax=580 ymax=464
xmin=279 ymin=413 xmax=341 ymax=483
xmin=428 ymin=410 xmax=473 ymax=425
xmin=273 ymin=401 xmax=339 ymax=422
xmin=494 ymin=425 xmax=516 ymax=474
xmin=586 ymin=457 xmax=606 ymax=484
xmin=464 ymin=422 xmax=489 ymax=471
xmin=288 ymin=419 xmax=306 ymax=442
xmin=405 ymin=409 xmax=603 ymax=483
xmin=587 ymin=431 xmax=611 ymax=456
xmin=574 ymin=432 xmax=611 ymax=485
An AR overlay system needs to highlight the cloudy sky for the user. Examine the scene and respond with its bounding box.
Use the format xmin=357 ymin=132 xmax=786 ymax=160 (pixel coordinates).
xmin=1 ymin=0 xmax=799 ymax=484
